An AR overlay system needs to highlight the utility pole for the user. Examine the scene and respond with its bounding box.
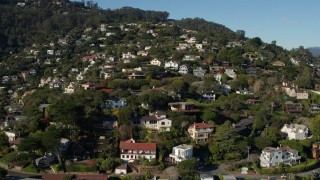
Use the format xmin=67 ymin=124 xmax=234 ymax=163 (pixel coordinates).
xmin=247 ymin=146 xmax=251 ymax=162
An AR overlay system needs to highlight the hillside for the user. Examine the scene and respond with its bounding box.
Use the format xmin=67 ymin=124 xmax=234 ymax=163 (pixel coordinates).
xmin=1 ymin=0 xmax=320 ymax=179
xmin=308 ymin=47 xmax=320 ymax=57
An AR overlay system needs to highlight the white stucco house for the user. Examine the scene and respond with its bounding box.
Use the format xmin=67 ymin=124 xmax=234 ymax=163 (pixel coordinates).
xmin=134 ymin=111 xmax=172 ymax=132
xmin=150 ymin=58 xmax=162 ymax=66
xmin=169 ymin=144 xmax=193 ymax=164
xmin=164 ymin=60 xmax=179 ymax=70
xmin=280 ymin=124 xmax=308 ymax=140
xmin=178 ymin=65 xmax=189 ymax=74
xmin=260 ymin=146 xmax=301 ymax=168
xmin=120 ymin=139 xmax=156 ymax=162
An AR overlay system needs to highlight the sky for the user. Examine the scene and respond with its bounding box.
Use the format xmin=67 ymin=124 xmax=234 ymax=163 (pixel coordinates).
xmin=88 ymin=0 xmax=320 ymax=50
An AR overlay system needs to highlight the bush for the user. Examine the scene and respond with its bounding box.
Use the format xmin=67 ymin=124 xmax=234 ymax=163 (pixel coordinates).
xmin=254 ymin=159 xmax=320 ymax=174
xmin=23 ymin=164 xmax=39 ymax=173
xmin=66 ymin=163 xmax=97 ymax=172
xmin=51 ymin=163 xmax=62 ymax=172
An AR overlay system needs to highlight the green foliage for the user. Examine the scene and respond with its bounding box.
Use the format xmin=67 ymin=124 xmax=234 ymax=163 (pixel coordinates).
xmin=66 ymin=163 xmax=97 ymax=172
xmin=209 ymin=121 xmax=247 ymax=160
xmin=177 ymin=158 xmax=197 ymax=175
xmin=23 ymin=164 xmax=40 ymax=173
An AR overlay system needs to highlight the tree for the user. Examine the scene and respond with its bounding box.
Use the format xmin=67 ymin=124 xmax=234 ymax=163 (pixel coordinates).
xmin=0 ymin=167 xmax=7 ymax=179
xmin=201 ymin=109 xmax=216 ymax=123
xmin=177 ymin=158 xmax=197 ymax=175
xmin=208 ymin=121 xmax=247 ymax=160
xmin=310 ymin=115 xmax=320 ymax=139
xmin=101 ymin=158 xmax=115 ymax=172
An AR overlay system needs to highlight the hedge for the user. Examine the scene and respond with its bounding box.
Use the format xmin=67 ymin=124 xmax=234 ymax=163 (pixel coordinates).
xmin=254 ymin=159 xmax=320 ymax=174
xmin=66 ymin=163 xmax=97 ymax=172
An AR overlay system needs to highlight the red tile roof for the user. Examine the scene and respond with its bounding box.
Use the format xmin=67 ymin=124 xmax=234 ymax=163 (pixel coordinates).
xmin=190 ymin=123 xmax=214 ymax=129
xmin=100 ymin=88 xmax=114 ymax=93
xmin=120 ymin=140 xmax=156 ymax=151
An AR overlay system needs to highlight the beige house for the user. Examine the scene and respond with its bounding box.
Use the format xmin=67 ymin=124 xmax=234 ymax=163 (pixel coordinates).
xmin=188 ymin=123 xmax=214 ymax=143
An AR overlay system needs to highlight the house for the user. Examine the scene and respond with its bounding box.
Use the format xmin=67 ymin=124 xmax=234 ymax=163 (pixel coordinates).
xmin=226 ymin=41 xmax=243 ymax=48
xmin=150 ymin=58 xmax=162 ymax=66
xmin=199 ymin=173 xmax=217 ymax=180
xmin=280 ymin=124 xmax=308 ymax=140
xmin=64 ymin=82 xmax=76 ymax=94
xmin=60 ymin=138 xmax=70 ymax=152
xmin=193 ymin=67 xmax=206 ymax=78
xmin=134 ymin=111 xmax=172 ymax=132
xmin=225 ymin=69 xmax=237 ymax=79
xmin=246 ymin=67 xmax=257 ymax=74
xmin=284 ymin=101 xmax=303 ymax=113
xmin=188 ymin=123 xmax=214 ymax=143
xmin=246 ymin=99 xmax=261 ymax=105
xmin=35 ymin=154 xmax=56 ymax=168
xmin=115 ymin=164 xmax=128 ymax=175
xmin=137 ymin=51 xmax=148 ymax=56
xmin=4 ymin=131 xmax=16 ymax=142
xmin=296 ymin=91 xmax=309 ymax=100
xmin=233 ymin=118 xmax=253 ymax=136
xmin=105 ymin=98 xmax=127 ymax=109
xmin=164 ymin=60 xmax=179 ymax=70
xmin=260 ymin=146 xmax=301 ymax=168
xmin=128 ymin=73 xmax=145 ymax=80
xmin=309 ymin=104 xmax=320 ymax=113
xmin=168 ymin=102 xmax=199 ymax=112
xmin=82 ymin=82 xmax=95 ymax=90
xmin=120 ymin=139 xmax=156 ymax=162
xmin=236 ymin=88 xmax=254 ymax=95
xmin=272 ymin=61 xmax=286 ymax=67
xmin=312 ymin=142 xmax=320 ymax=159
xmin=169 ymin=144 xmax=193 ymax=164
xmin=182 ymin=55 xmax=199 ymax=61
xmin=178 ymin=65 xmax=190 ymax=74
xmin=201 ymin=93 xmax=216 ymax=102
xmin=283 ymin=87 xmax=297 ymax=97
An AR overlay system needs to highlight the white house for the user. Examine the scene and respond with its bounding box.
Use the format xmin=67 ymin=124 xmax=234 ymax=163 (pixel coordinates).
xmin=178 ymin=65 xmax=189 ymax=74
xmin=134 ymin=111 xmax=172 ymax=132
xmin=296 ymin=91 xmax=309 ymax=100
xmin=280 ymin=124 xmax=308 ymax=140
xmin=105 ymin=98 xmax=127 ymax=109
xmin=225 ymin=69 xmax=237 ymax=79
xmin=150 ymin=59 xmax=162 ymax=66
xmin=115 ymin=164 xmax=128 ymax=175
xmin=64 ymin=82 xmax=76 ymax=94
xmin=4 ymin=131 xmax=16 ymax=142
xmin=260 ymin=146 xmax=301 ymax=168
xmin=169 ymin=144 xmax=193 ymax=164
xmin=164 ymin=60 xmax=179 ymax=70
xmin=120 ymin=139 xmax=156 ymax=162
xmin=236 ymin=88 xmax=254 ymax=95
xmin=193 ymin=67 xmax=206 ymax=78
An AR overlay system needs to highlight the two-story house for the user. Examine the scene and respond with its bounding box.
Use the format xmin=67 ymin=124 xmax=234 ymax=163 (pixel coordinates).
xmin=168 ymin=102 xmax=200 ymax=113
xmin=169 ymin=144 xmax=193 ymax=164
xmin=284 ymin=101 xmax=303 ymax=113
xmin=164 ymin=61 xmax=179 ymax=70
xmin=134 ymin=111 xmax=172 ymax=132
xmin=150 ymin=59 xmax=162 ymax=66
xmin=260 ymin=146 xmax=301 ymax=168
xmin=120 ymin=139 xmax=156 ymax=162
xmin=105 ymin=98 xmax=127 ymax=109
xmin=188 ymin=123 xmax=214 ymax=143
xmin=280 ymin=124 xmax=308 ymax=140
xmin=178 ymin=65 xmax=190 ymax=74
xmin=193 ymin=67 xmax=206 ymax=78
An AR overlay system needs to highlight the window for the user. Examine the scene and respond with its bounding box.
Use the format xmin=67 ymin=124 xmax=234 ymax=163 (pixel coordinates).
xmin=276 ymin=156 xmax=278 ymax=159
xmin=161 ymin=122 xmax=165 ymax=125
xmin=126 ymin=155 xmax=129 ymax=158
xmin=122 ymin=155 xmax=125 ymax=158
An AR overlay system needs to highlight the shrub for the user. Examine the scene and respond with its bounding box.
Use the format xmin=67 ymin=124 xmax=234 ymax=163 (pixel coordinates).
xmin=66 ymin=163 xmax=97 ymax=172
xmin=23 ymin=164 xmax=39 ymax=173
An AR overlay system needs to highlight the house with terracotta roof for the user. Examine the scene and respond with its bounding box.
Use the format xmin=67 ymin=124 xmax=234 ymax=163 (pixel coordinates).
xmin=260 ymin=146 xmax=301 ymax=168
xmin=120 ymin=139 xmax=156 ymax=162
xmin=134 ymin=111 xmax=172 ymax=132
xmin=188 ymin=123 xmax=214 ymax=143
